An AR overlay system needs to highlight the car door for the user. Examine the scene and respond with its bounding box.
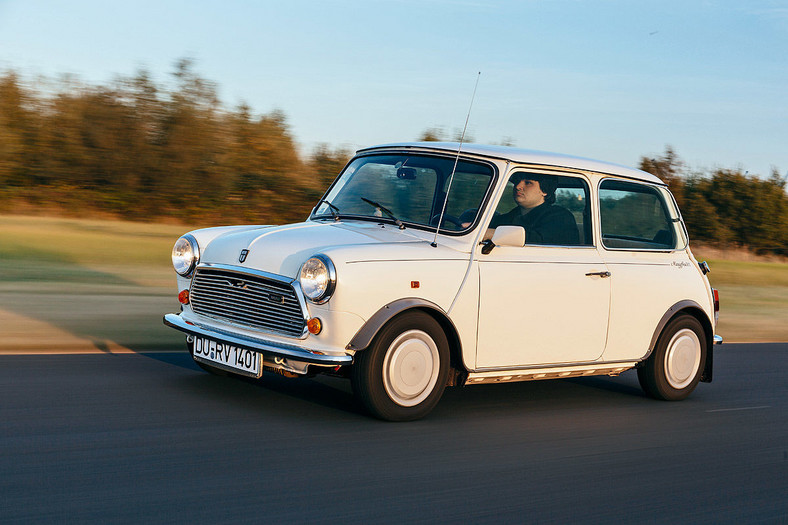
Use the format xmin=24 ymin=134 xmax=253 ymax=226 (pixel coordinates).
xmin=475 ymin=171 xmax=611 ymax=369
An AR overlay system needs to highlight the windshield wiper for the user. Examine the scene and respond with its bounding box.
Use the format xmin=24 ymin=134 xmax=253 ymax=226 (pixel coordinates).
xmin=315 ymin=199 xmax=341 ymax=221
xmin=360 ymin=197 xmax=405 ymax=229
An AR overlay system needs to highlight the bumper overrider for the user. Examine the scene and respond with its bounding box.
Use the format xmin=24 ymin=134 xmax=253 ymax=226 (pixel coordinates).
xmin=163 ymin=313 xmax=354 ymax=367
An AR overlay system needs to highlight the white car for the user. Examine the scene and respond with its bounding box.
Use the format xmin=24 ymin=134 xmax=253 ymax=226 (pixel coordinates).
xmin=164 ymin=142 xmax=722 ymax=421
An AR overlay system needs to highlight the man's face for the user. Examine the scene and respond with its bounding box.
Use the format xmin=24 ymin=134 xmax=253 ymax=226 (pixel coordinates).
xmin=513 ymin=178 xmax=546 ymax=210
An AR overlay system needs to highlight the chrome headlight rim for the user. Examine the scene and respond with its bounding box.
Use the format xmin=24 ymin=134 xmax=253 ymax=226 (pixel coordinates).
xmin=299 ymin=254 xmax=336 ymax=304
xmin=172 ymin=234 xmax=200 ymax=277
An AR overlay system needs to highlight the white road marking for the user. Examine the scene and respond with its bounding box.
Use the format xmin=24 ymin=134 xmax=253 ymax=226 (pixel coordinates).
xmin=706 ymin=406 xmax=771 ymax=413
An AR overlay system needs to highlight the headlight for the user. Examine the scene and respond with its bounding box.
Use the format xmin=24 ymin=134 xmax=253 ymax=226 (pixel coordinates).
xmin=172 ymin=234 xmax=200 ymax=277
xmin=299 ymin=255 xmax=336 ymax=304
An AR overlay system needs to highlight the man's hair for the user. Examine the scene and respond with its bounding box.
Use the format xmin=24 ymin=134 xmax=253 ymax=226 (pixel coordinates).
xmin=511 ymin=173 xmax=558 ymax=205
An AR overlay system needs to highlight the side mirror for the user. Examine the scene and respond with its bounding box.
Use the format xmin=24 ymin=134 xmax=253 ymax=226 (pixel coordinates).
xmin=481 ymin=226 xmax=525 ymax=254
xmin=491 ymin=226 xmax=525 ymax=247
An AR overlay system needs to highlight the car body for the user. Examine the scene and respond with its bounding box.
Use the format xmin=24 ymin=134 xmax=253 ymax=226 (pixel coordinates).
xmin=164 ymin=142 xmax=722 ymax=420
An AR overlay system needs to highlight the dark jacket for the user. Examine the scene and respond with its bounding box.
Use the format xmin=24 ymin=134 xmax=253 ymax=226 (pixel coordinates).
xmin=490 ymin=202 xmax=579 ymax=245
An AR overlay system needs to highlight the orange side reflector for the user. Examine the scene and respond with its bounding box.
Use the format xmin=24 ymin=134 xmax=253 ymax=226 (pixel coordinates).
xmin=307 ymin=317 xmax=323 ymax=335
xmin=411 ymin=281 xmax=420 ymax=289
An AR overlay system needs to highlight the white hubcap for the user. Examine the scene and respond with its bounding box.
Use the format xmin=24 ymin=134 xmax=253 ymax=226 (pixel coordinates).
xmin=382 ymin=330 xmax=440 ymax=407
xmin=664 ymin=328 xmax=701 ymax=389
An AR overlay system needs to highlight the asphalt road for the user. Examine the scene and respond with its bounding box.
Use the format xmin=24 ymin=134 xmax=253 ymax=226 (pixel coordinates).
xmin=1 ymin=343 xmax=785 ymax=524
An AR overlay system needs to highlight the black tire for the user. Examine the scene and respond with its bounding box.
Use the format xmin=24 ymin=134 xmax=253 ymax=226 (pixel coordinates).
xmin=638 ymin=315 xmax=706 ymax=401
xmin=187 ymin=339 xmax=231 ymax=377
xmin=351 ymin=311 xmax=450 ymax=421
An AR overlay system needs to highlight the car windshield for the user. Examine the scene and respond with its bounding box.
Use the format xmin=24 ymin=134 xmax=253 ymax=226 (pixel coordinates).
xmin=311 ymin=153 xmax=495 ymax=233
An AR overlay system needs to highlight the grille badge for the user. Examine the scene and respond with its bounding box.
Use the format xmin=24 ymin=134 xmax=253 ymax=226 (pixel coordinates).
xmin=229 ymin=279 xmax=249 ymax=290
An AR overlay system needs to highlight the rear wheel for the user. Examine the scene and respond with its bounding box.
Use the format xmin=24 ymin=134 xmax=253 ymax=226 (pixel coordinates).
xmin=638 ymin=315 xmax=706 ymax=401
xmin=352 ymin=311 xmax=450 ymax=421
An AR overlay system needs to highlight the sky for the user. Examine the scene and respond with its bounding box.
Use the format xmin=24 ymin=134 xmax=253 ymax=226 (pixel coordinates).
xmin=1 ymin=0 xmax=786 ymax=178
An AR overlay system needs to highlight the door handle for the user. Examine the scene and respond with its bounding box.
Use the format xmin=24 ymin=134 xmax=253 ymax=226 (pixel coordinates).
xmin=585 ymin=271 xmax=611 ymax=278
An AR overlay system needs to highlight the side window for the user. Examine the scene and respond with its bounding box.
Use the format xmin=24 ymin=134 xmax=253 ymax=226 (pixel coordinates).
xmin=492 ymin=172 xmax=593 ymax=246
xmin=599 ymin=180 xmax=676 ymax=250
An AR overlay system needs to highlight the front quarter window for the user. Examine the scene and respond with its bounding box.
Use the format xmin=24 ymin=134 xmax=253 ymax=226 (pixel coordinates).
xmin=312 ymin=153 xmax=494 ymax=233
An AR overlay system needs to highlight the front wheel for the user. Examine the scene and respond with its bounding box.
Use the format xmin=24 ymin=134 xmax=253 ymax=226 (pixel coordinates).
xmin=351 ymin=312 xmax=450 ymax=421
xmin=638 ymin=315 xmax=706 ymax=401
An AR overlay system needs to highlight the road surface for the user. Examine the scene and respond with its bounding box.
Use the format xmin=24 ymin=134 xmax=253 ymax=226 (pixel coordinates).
xmin=1 ymin=343 xmax=785 ymax=523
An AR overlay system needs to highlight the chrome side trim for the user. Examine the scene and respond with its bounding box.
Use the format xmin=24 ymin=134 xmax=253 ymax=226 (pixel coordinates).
xmin=465 ymin=362 xmax=639 ymax=385
xmin=470 ymin=357 xmax=639 ymax=373
xmin=163 ymin=313 xmax=352 ymax=366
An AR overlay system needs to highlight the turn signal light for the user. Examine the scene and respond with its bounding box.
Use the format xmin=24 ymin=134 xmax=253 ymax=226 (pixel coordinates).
xmin=307 ymin=317 xmax=323 ymax=335
xmin=178 ymin=289 xmax=190 ymax=305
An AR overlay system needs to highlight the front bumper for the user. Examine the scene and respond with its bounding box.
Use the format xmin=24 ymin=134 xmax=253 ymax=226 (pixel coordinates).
xmin=163 ymin=313 xmax=354 ymax=367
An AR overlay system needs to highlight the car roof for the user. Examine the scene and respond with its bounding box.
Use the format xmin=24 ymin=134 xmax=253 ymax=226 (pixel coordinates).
xmin=357 ymin=142 xmax=665 ymax=185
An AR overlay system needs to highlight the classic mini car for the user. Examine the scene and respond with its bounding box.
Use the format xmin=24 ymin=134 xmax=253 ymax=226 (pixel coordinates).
xmin=164 ymin=142 xmax=722 ymax=421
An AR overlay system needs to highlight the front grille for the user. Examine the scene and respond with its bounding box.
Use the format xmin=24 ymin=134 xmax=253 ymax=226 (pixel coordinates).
xmin=189 ymin=267 xmax=306 ymax=337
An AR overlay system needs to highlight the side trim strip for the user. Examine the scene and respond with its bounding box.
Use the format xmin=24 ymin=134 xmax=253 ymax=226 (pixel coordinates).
xmin=465 ymin=362 xmax=639 ymax=385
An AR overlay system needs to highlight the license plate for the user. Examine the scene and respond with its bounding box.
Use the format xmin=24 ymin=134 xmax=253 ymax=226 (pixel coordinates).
xmin=193 ymin=337 xmax=261 ymax=377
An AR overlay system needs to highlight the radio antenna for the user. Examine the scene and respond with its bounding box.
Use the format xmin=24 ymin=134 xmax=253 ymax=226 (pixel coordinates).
xmin=431 ymin=71 xmax=481 ymax=248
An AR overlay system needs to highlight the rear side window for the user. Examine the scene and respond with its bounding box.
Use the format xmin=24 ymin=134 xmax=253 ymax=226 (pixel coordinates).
xmin=599 ymin=180 xmax=676 ymax=250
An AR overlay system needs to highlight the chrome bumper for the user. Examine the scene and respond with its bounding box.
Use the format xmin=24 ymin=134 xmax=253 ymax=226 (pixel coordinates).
xmin=714 ymin=335 xmax=723 ymax=345
xmin=163 ymin=313 xmax=353 ymax=366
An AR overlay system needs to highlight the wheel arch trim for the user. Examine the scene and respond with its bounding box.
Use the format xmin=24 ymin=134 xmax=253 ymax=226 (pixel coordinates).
xmin=346 ymin=299 xmax=465 ymax=370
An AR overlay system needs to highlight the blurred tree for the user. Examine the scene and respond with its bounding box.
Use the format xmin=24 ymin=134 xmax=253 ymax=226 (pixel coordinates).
xmin=418 ymin=127 xmax=444 ymax=142
xmin=0 ymin=72 xmax=42 ymax=188
xmin=309 ymin=143 xmax=352 ymax=190
xmin=639 ymin=146 xmax=685 ymax=204
xmin=680 ymin=175 xmax=735 ymax=244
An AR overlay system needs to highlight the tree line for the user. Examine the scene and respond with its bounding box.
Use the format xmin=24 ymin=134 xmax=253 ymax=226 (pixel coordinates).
xmin=639 ymin=148 xmax=787 ymax=255
xmin=1 ymin=63 xmax=785 ymax=254
xmin=0 ymin=60 xmax=350 ymax=225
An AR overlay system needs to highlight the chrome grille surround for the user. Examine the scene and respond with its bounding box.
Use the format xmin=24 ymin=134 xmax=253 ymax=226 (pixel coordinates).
xmin=189 ymin=263 xmax=308 ymax=338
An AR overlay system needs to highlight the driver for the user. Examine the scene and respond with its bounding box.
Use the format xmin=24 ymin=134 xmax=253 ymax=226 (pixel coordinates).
xmin=486 ymin=173 xmax=579 ymax=245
